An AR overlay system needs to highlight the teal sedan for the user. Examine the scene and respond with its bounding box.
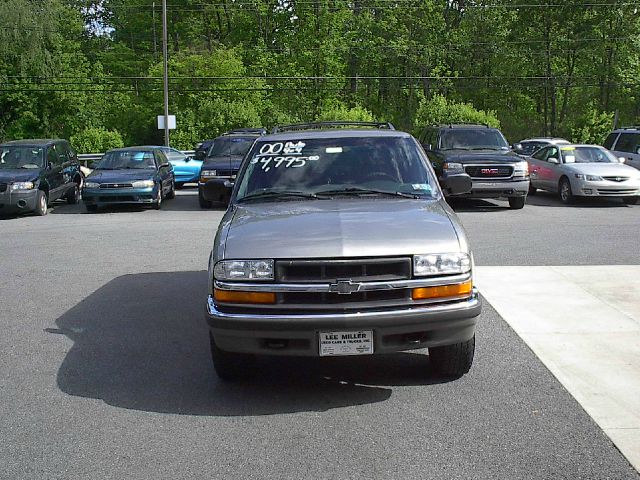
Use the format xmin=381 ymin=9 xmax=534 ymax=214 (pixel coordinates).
xmin=82 ymin=146 xmax=175 ymax=212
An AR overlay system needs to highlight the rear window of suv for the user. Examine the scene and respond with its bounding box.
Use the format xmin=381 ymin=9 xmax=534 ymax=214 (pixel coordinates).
xmin=613 ymin=133 xmax=640 ymax=153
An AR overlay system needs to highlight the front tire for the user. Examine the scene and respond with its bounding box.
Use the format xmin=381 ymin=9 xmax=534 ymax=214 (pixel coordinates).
xmin=199 ymin=189 xmax=212 ymax=209
xmin=559 ymin=177 xmax=574 ymax=204
xmin=66 ymin=184 xmax=80 ymax=204
xmin=166 ymin=180 xmax=176 ymax=199
xmin=429 ymin=335 xmax=475 ymax=378
xmin=528 ymin=184 xmax=537 ymax=195
xmin=508 ymin=196 xmax=526 ymax=209
xmin=209 ymin=333 xmax=255 ymax=381
xmin=623 ymin=196 xmax=638 ymax=205
xmin=153 ymin=185 xmax=162 ymax=210
xmin=34 ymin=190 xmax=48 ymax=216
xmin=85 ymin=204 xmax=98 ymax=213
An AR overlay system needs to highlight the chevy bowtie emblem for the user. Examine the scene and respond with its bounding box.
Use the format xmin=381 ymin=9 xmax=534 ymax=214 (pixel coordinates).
xmin=329 ymin=280 xmax=361 ymax=295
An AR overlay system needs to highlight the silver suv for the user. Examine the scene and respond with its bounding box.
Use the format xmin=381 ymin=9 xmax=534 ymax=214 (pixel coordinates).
xmin=604 ymin=127 xmax=640 ymax=170
xmin=202 ymin=122 xmax=481 ymax=380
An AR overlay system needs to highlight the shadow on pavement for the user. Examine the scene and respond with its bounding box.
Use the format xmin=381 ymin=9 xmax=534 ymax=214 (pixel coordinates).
xmin=450 ymin=198 xmax=511 ymax=212
xmin=525 ymin=191 xmax=631 ymax=208
xmin=49 ymin=271 xmax=449 ymax=416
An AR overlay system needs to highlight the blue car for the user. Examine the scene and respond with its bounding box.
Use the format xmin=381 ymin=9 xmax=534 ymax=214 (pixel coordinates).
xmin=159 ymin=146 xmax=203 ymax=187
xmin=82 ymin=146 xmax=175 ymax=212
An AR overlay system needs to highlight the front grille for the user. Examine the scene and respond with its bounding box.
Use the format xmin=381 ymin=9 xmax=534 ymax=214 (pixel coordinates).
xmin=97 ymin=195 xmax=150 ymax=202
xmin=603 ymin=176 xmax=629 ymax=182
xmin=100 ymin=183 xmax=133 ymax=189
xmin=280 ymin=289 xmax=408 ymax=305
xmin=597 ymin=189 xmax=637 ymax=195
xmin=276 ymin=257 xmax=411 ymax=283
xmin=465 ymin=165 xmax=514 ymax=178
xmin=0 ymin=183 xmax=7 ymax=193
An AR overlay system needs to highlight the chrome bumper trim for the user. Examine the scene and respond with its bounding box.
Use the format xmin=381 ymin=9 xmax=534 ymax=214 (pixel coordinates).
xmin=207 ymin=289 xmax=480 ymax=319
xmin=214 ymin=272 xmax=472 ymax=293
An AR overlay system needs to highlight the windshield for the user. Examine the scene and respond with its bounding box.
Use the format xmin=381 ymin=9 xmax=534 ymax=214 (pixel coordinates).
xmin=0 ymin=146 xmax=44 ymax=169
xmin=562 ymin=146 xmax=619 ymax=164
xmin=96 ymin=150 xmax=156 ymax=170
xmin=440 ymin=129 xmax=509 ymax=150
xmin=162 ymin=148 xmax=187 ymax=162
xmin=208 ymin=137 xmax=255 ymax=157
xmin=235 ymin=137 xmax=438 ymax=201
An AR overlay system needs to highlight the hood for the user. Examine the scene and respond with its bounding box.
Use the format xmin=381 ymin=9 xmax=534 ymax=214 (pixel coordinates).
xmin=0 ymin=169 xmax=40 ymax=183
xmin=564 ymin=162 xmax=640 ymax=177
xmin=442 ymin=149 xmax=522 ymax=164
xmin=223 ymin=198 xmax=462 ymax=259
xmin=87 ymin=169 xmax=156 ymax=183
xmin=203 ymin=155 xmax=244 ymax=172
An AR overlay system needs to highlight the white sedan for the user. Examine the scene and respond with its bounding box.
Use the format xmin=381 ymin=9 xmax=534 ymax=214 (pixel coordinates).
xmin=527 ymin=144 xmax=640 ymax=205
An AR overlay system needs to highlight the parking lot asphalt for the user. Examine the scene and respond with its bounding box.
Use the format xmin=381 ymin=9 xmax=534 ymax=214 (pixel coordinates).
xmin=1 ymin=189 xmax=638 ymax=479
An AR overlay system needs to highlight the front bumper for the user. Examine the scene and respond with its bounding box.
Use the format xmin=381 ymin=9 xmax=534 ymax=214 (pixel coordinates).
xmin=0 ymin=188 xmax=38 ymax=214
xmin=205 ymin=289 xmax=481 ymax=356
xmin=450 ymin=178 xmax=530 ymax=199
xmin=198 ymin=177 xmax=234 ymax=202
xmin=572 ymin=178 xmax=640 ymax=198
xmin=82 ymin=186 xmax=158 ymax=205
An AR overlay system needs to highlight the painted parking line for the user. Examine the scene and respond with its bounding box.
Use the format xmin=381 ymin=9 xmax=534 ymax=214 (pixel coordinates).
xmin=475 ymin=265 xmax=640 ymax=472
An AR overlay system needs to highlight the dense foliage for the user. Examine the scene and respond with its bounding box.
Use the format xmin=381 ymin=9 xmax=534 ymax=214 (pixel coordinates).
xmin=1 ymin=0 xmax=639 ymax=151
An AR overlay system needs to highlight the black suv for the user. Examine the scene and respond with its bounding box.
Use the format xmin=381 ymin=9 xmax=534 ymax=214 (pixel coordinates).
xmin=198 ymin=128 xmax=266 ymax=208
xmin=0 ymin=139 xmax=82 ymax=216
xmin=418 ymin=124 xmax=530 ymax=209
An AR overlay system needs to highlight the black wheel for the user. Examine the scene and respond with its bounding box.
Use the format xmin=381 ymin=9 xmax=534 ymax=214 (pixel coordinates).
xmin=166 ymin=180 xmax=176 ymax=199
xmin=209 ymin=332 xmax=255 ymax=381
xmin=508 ymin=196 xmax=526 ymax=209
xmin=429 ymin=335 xmax=475 ymax=378
xmin=559 ymin=177 xmax=574 ymax=204
xmin=153 ymin=185 xmax=162 ymax=210
xmin=34 ymin=190 xmax=48 ymax=216
xmin=85 ymin=204 xmax=98 ymax=213
xmin=199 ymin=189 xmax=212 ymax=209
xmin=528 ymin=184 xmax=537 ymax=195
xmin=623 ymin=196 xmax=638 ymax=205
xmin=66 ymin=184 xmax=80 ymax=204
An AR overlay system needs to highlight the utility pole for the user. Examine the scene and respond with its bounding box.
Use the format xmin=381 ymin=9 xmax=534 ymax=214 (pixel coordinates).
xmin=162 ymin=0 xmax=170 ymax=147
xmin=152 ymin=2 xmax=157 ymax=60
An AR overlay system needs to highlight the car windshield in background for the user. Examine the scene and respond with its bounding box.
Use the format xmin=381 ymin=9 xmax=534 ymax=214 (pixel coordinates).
xmin=519 ymin=142 xmax=546 ymax=155
xmin=441 ymin=129 xmax=509 ymax=150
xmin=208 ymin=137 xmax=255 ymax=157
xmin=235 ymin=137 xmax=437 ymax=201
xmin=0 ymin=146 xmax=44 ymax=169
xmin=96 ymin=150 xmax=156 ymax=170
xmin=162 ymin=148 xmax=187 ymax=162
xmin=563 ymin=147 xmax=619 ymax=164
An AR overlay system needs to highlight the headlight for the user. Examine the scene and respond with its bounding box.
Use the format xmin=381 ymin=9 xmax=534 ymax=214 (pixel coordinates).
xmin=83 ymin=181 xmax=100 ymax=188
xmin=201 ymin=170 xmax=218 ymax=178
xmin=414 ymin=253 xmax=471 ymax=276
xmin=443 ymin=162 xmax=463 ymax=171
xmin=214 ymin=259 xmax=274 ymax=281
xmin=514 ymin=161 xmax=529 ymax=176
xmin=10 ymin=182 xmax=35 ymax=191
xmin=132 ymin=180 xmax=155 ymax=188
xmin=575 ymin=174 xmax=603 ymax=181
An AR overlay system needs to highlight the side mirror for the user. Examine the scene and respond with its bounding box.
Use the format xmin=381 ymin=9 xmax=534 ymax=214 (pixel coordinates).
xmin=548 ymin=157 xmax=559 ymax=164
xmin=184 ymin=156 xmax=192 ymax=162
xmin=160 ymin=162 xmax=171 ymax=168
xmin=446 ymin=174 xmax=472 ymax=195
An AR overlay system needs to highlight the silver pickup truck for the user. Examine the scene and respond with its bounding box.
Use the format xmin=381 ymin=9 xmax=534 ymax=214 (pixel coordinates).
xmin=203 ymin=122 xmax=482 ymax=380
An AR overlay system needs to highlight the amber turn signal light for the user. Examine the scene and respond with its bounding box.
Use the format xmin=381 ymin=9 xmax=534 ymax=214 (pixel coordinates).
xmin=411 ymin=280 xmax=473 ymax=301
xmin=214 ymin=289 xmax=276 ymax=305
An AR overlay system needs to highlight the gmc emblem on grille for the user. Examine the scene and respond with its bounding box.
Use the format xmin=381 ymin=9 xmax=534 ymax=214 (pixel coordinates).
xmin=481 ymin=168 xmax=499 ymax=175
xmin=329 ymin=280 xmax=361 ymax=295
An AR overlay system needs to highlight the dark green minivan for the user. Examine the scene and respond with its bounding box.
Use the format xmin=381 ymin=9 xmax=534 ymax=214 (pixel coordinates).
xmin=0 ymin=139 xmax=82 ymax=216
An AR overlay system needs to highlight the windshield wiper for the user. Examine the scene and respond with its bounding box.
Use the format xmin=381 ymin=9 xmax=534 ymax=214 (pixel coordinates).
xmin=238 ymin=190 xmax=320 ymax=203
xmin=316 ymin=187 xmax=422 ymax=199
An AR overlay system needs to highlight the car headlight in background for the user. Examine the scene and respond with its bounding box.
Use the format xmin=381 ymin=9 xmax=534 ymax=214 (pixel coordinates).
xmin=414 ymin=253 xmax=471 ymax=276
xmin=10 ymin=182 xmax=35 ymax=191
xmin=132 ymin=180 xmax=155 ymax=188
xmin=443 ymin=162 xmax=464 ymax=172
xmin=575 ymin=174 xmax=603 ymax=181
xmin=514 ymin=161 xmax=529 ymax=177
xmin=83 ymin=181 xmax=100 ymax=188
xmin=214 ymin=259 xmax=274 ymax=281
xmin=200 ymin=170 xmax=218 ymax=179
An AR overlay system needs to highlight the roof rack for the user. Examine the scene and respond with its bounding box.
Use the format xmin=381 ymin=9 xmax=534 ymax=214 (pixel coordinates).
xmin=619 ymin=126 xmax=640 ymax=130
xmin=223 ymin=128 xmax=267 ymax=135
xmin=441 ymin=123 xmax=491 ymax=128
xmin=271 ymin=121 xmax=395 ymax=134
